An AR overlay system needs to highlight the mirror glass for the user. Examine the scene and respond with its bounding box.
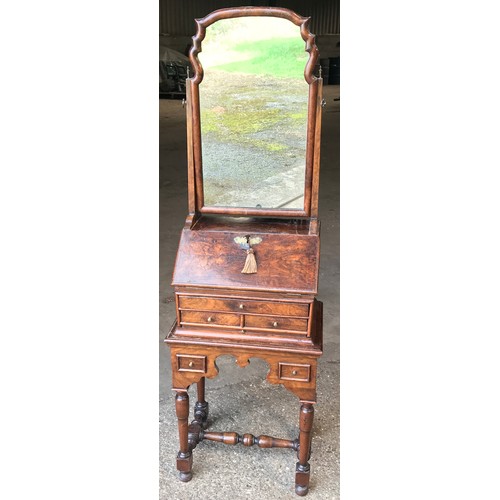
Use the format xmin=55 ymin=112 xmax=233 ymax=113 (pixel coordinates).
xmin=198 ymin=17 xmax=309 ymax=210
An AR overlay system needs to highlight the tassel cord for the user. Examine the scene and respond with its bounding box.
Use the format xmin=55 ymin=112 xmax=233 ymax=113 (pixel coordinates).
xmin=241 ymin=248 xmax=257 ymax=274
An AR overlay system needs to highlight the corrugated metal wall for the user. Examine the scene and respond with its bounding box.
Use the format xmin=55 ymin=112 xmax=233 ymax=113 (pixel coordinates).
xmin=159 ymin=0 xmax=339 ymax=36
xmin=160 ymin=0 xmax=240 ymax=35
xmin=278 ymin=0 xmax=340 ymax=34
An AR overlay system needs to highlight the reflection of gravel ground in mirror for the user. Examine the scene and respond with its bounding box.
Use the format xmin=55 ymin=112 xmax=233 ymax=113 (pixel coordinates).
xmin=200 ymin=70 xmax=308 ymax=208
xmin=201 ymin=142 xmax=305 ymax=208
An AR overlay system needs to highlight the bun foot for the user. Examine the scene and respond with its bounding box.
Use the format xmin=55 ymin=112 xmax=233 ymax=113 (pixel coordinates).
xmin=295 ymin=484 xmax=309 ymax=496
xmin=179 ymin=471 xmax=193 ymax=482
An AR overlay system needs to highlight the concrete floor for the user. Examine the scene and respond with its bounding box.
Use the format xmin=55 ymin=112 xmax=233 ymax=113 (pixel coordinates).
xmin=159 ymin=85 xmax=340 ymax=499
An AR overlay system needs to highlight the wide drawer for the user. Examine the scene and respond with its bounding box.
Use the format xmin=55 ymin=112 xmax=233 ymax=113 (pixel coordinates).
xmin=178 ymin=295 xmax=309 ymax=318
xmin=180 ymin=310 xmax=240 ymax=327
xmin=244 ymin=315 xmax=308 ymax=332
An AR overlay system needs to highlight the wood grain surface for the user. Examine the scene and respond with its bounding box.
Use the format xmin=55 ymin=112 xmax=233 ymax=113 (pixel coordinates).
xmin=172 ymin=225 xmax=319 ymax=294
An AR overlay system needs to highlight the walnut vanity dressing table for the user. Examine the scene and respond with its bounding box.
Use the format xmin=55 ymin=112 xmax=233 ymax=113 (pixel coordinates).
xmin=165 ymin=7 xmax=324 ymax=496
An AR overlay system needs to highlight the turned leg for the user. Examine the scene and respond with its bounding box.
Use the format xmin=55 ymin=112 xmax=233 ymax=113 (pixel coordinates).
xmin=193 ymin=378 xmax=209 ymax=428
xmin=175 ymin=391 xmax=193 ymax=482
xmin=295 ymin=403 xmax=314 ymax=496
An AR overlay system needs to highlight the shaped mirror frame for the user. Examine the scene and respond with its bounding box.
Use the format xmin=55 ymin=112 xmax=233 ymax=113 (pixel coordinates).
xmin=185 ymin=7 xmax=322 ymax=219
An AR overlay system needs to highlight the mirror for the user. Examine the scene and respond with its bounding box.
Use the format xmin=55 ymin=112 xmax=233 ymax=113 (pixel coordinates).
xmin=198 ymin=17 xmax=309 ymax=210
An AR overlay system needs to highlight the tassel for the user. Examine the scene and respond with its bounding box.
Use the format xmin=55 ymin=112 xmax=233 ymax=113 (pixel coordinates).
xmin=241 ymin=248 xmax=257 ymax=274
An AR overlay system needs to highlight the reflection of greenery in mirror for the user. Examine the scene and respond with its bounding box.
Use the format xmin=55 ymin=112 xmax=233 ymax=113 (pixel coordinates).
xmin=199 ymin=17 xmax=309 ymax=209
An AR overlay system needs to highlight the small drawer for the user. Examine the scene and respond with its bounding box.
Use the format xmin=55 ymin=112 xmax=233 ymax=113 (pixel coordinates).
xmin=178 ymin=295 xmax=309 ymax=318
xmin=245 ymin=315 xmax=308 ymax=332
xmin=177 ymin=354 xmax=206 ymax=373
xmin=278 ymin=363 xmax=311 ymax=382
xmin=180 ymin=310 xmax=240 ymax=327
xmin=243 ymin=301 xmax=309 ymax=318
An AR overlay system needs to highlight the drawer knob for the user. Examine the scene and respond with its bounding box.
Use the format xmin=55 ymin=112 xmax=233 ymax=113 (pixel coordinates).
xmin=239 ymin=304 xmax=244 ymax=309
xmin=188 ymin=361 xmax=194 ymax=368
xmin=273 ymin=321 xmax=279 ymax=327
xmin=207 ymin=316 xmax=213 ymax=323
xmin=241 ymin=329 xmax=245 ymax=334
xmin=292 ymin=370 xmax=298 ymax=376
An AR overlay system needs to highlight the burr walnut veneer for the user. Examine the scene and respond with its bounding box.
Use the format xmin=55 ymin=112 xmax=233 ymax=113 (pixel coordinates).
xmin=165 ymin=7 xmax=324 ymax=496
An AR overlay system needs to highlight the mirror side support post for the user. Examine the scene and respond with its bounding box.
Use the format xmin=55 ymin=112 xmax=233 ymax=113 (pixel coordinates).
xmin=185 ymin=78 xmax=201 ymax=229
xmin=304 ymin=80 xmax=318 ymax=216
xmin=309 ymin=77 xmax=323 ymax=236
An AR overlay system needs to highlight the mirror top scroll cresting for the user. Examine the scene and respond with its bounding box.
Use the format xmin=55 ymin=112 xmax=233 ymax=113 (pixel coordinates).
xmin=188 ymin=9 xmax=319 ymax=216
